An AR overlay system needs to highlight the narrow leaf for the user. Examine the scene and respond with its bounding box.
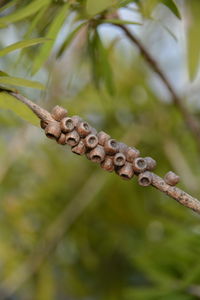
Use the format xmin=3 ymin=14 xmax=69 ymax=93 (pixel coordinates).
xmin=0 ymin=38 xmax=50 ymax=57
xmin=32 ymin=3 xmax=69 ymax=74
xmin=162 ymin=0 xmax=181 ymax=19
xmin=0 ymin=77 xmax=45 ymax=90
xmin=0 ymin=0 xmax=50 ymax=25
xmin=186 ymin=1 xmax=200 ymax=80
xmin=57 ymin=22 xmax=87 ymax=57
xmin=101 ymin=19 xmax=142 ymax=26
xmin=86 ymin=0 xmax=116 ymax=15
xmin=0 ymin=92 xmax=38 ymax=126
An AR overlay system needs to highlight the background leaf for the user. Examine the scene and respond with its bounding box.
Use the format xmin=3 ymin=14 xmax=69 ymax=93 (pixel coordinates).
xmin=32 ymin=3 xmax=69 ymax=74
xmin=86 ymin=0 xmax=116 ymax=15
xmin=0 ymin=38 xmax=50 ymax=57
xmin=0 ymin=77 xmax=45 ymax=90
xmin=0 ymin=0 xmax=51 ymax=26
xmin=0 ymin=92 xmax=38 ymax=125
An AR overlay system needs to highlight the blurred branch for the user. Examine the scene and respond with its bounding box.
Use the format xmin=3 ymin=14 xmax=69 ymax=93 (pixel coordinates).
xmin=115 ymin=23 xmax=200 ymax=151
xmin=0 ymin=171 xmax=107 ymax=298
xmin=5 ymin=91 xmax=200 ymax=215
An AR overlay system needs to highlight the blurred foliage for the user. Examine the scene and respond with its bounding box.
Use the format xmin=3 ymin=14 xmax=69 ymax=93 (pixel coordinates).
xmin=1 ymin=0 xmax=200 ymax=300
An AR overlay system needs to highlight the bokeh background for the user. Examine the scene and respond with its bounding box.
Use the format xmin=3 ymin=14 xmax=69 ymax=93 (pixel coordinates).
xmin=1 ymin=1 xmax=200 ymax=299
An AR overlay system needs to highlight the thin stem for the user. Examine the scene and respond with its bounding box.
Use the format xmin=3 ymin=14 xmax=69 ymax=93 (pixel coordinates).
xmin=116 ymin=24 xmax=200 ymax=150
xmin=8 ymin=91 xmax=200 ymax=215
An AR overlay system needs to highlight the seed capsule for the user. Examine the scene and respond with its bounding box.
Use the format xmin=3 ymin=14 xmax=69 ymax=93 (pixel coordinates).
xmin=101 ymin=156 xmax=114 ymax=172
xmin=84 ymin=134 xmax=98 ymax=149
xmin=116 ymin=162 xmax=134 ymax=180
xmin=71 ymin=140 xmax=86 ymax=155
xmin=65 ymin=130 xmax=80 ymax=146
xmin=71 ymin=115 xmax=82 ymax=127
xmin=88 ymin=145 xmax=106 ymax=163
xmin=104 ymin=139 xmax=119 ymax=155
xmin=138 ymin=171 xmax=152 ymax=187
xmin=45 ymin=122 xmax=61 ymax=139
xmin=126 ymin=147 xmax=140 ymax=162
xmin=57 ymin=133 xmax=66 ymax=145
xmin=145 ymin=157 xmax=157 ymax=171
xmin=118 ymin=142 xmax=128 ymax=154
xmin=164 ymin=171 xmax=180 ymax=186
xmin=113 ymin=152 xmax=126 ymax=167
xmin=132 ymin=157 xmax=147 ymax=173
xmin=60 ymin=117 xmax=74 ymax=133
xmin=51 ymin=105 xmax=67 ymax=121
xmin=76 ymin=121 xmax=91 ymax=137
xmin=97 ymin=131 xmax=111 ymax=146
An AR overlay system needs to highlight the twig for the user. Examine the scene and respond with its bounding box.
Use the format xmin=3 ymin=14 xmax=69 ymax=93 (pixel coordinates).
xmin=115 ymin=24 xmax=200 ymax=150
xmin=6 ymin=90 xmax=200 ymax=215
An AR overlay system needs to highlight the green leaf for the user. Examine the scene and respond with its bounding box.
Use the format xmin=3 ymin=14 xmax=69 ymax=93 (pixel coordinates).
xmin=24 ymin=6 xmax=49 ymax=39
xmin=0 ymin=0 xmax=19 ymax=14
xmin=88 ymin=30 xmax=114 ymax=95
xmin=0 ymin=92 xmax=38 ymax=126
xmin=162 ymin=0 xmax=181 ymax=19
xmin=32 ymin=3 xmax=69 ymax=74
xmin=57 ymin=22 xmax=88 ymax=57
xmin=0 ymin=0 xmax=50 ymax=26
xmin=186 ymin=0 xmax=200 ymax=80
xmin=0 ymin=77 xmax=45 ymax=90
xmin=101 ymin=19 xmax=142 ymax=26
xmin=0 ymin=38 xmax=50 ymax=57
xmin=86 ymin=0 xmax=116 ymax=15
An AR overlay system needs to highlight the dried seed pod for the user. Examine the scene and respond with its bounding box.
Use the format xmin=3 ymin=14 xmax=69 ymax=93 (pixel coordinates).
xmin=116 ymin=162 xmax=134 ymax=180
xmin=104 ymin=139 xmax=119 ymax=155
xmin=84 ymin=134 xmax=98 ymax=149
xmin=51 ymin=105 xmax=67 ymax=121
xmin=45 ymin=122 xmax=61 ymax=139
xmin=40 ymin=120 xmax=47 ymax=129
xmin=65 ymin=130 xmax=80 ymax=146
xmin=101 ymin=156 xmax=114 ymax=172
xmin=71 ymin=115 xmax=82 ymax=127
xmin=126 ymin=147 xmax=140 ymax=162
xmin=132 ymin=157 xmax=147 ymax=173
xmin=71 ymin=140 xmax=86 ymax=155
xmin=60 ymin=117 xmax=74 ymax=133
xmin=57 ymin=133 xmax=66 ymax=145
xmin=97 ymin=131 xmax=111 ymax=146
xmin=118 ymin=142 xmax=128 ymax=154
xmin=145 ymin=157 xmax=157 ymax=171
xmin=91 ymin=127 xmax=97 ymax=135
xmin=138 ymin=171 xmax=152 ymax=187
xmin=164 ymin=171 xmax=180 ymax=186
xmin=88 ymin=145 xmax=106 ymax=163
xmin=113 ymin=152 xmax=126 ymax=167
xmin=76 ymin=121 xmax=91 ymax=137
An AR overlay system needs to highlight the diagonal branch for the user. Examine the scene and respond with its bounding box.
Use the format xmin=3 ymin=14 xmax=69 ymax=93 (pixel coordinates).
xmin=115 ymin=24 xmax=200 ymax=150
xmin=4 ymin=90 xmax=200 ymax=215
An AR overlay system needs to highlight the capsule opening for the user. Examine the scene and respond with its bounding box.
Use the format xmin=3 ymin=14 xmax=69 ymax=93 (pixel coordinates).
xmin=83 ymin=122 xmax=89 ymax=130
xmin=46 ymin=133 xmax=56 ymax=139
xmin=110 ymin=140 xmax=117 ymax=148
xmin=88 ymin=136 xmax=96 ymax=144
xmin=67 ymin=137 xmax=76 ymax=145
xmin=121 ymin=174 xmax=130 ymax=180
xmin=140 ymin=177 xmax=150 ymax=186
xmin=137 ymin=159 xmax=146 ymax=168
xmin=92 ymin=155 xmax=101 ymax=163
xmin=65 ymin=119 xmax=73 ymax=129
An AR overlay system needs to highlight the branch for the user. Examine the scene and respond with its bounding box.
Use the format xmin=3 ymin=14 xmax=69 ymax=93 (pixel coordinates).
xmin=115 ymin=24 xmax=200 ymax=150
xmin=6 ymin=91 xmax=200 ymax=215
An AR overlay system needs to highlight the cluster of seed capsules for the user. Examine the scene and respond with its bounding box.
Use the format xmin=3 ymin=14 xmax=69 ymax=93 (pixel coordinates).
xmin=41 ymin=105 xmax=179 ymax=187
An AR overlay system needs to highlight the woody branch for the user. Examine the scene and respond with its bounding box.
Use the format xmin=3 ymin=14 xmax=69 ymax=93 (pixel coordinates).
xmin=8 ymin=91 xmax=200 ymax=215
